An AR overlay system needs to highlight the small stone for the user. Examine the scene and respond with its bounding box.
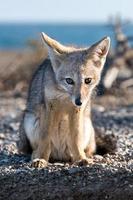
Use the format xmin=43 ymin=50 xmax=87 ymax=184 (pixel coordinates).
xmin=69 ymin=167 xmax=80 ymax=174
xmin=54 ymin=162 xmax=65 ymax=166
xmin=0 ymin=133 xmax=5 ymax=139
xmin=93 ymin=155 xmax=103 ymax=161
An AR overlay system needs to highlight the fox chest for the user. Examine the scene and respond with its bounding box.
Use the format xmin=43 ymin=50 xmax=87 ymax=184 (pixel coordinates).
xmin=50 ymin=113 xmax=91 ymax=161
xmin=50 ymin=114 xmax=71 ymax=161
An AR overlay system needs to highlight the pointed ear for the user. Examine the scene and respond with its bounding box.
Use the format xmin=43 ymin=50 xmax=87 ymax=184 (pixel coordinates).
xmin=41 ymin=32 xmax=69 ymax=71
xmin=89 ymin=37 xmax=110 ymax=68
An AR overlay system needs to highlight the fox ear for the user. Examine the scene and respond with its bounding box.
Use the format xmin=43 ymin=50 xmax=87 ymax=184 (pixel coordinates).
xmin=89 ymin=37 xmax=110 ymax=68
xmin=41 ymin=32 xmax=69 ymax=71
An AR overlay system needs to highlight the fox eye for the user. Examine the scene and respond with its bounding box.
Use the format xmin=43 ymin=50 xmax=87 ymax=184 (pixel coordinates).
xmin=85 ymin=78 xmax=92 ymax=84
xmin=66 ymin=78 xmax=74 ymax=85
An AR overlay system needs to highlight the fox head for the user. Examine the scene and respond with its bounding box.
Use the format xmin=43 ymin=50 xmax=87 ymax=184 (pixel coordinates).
xmin=41 ymin=32 xmax=110 ymax=107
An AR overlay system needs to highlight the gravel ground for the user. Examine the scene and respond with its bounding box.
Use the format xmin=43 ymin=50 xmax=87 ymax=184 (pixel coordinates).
xmin=0 ymin=95 xmax=132 ymax=200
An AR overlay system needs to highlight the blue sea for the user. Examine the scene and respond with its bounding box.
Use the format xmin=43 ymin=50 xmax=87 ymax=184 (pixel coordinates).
xmin=0 ymin=23 xmax=133 ymax=49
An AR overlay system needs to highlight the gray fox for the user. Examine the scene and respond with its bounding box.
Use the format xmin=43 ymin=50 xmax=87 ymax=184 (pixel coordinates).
xmin=18 ymin=33 xmax=110 ymax=167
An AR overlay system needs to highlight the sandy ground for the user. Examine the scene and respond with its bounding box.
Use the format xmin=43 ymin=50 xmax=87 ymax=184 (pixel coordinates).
xmin=0 ymin=47 xmax=132 ymax=200
xmin=0 ymin=93 xmax=132 ymax=200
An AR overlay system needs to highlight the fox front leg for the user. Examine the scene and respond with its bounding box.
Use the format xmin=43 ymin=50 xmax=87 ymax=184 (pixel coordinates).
xmin=69 ymin=109 xmax=93 ymax=165
xmin=31 ymin=137 xmax=51 ymax=168
xmin=31 ymin=107 xmax=55 ymax=168
xmin=85 ymin=129 xmax=96 ymax=158
xmin=84 ymin=117 xmax=96 ymax=158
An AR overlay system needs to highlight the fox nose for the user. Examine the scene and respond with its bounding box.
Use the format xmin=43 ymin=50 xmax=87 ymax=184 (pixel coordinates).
xmin=75 ymin=97 xmax=82 ymax=106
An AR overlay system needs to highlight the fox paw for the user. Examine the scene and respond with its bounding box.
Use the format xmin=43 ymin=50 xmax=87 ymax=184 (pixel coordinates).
xmin=31 ymin=158 xmax=48 ymax=168
xmin=75 ymin=158 xmax=94 ymax=166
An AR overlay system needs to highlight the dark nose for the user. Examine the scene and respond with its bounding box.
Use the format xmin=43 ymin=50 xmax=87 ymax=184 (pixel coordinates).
xmin=75 ymin=97 xmax=82 ymax=106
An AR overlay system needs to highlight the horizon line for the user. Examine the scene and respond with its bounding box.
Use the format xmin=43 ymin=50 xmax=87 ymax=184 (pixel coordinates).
xmin=0 ymin=19 xmax=109 ymax=24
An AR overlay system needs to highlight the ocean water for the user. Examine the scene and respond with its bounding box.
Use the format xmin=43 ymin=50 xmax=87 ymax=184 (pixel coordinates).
xmin=0 ymin=23 xmax=133 ymax=49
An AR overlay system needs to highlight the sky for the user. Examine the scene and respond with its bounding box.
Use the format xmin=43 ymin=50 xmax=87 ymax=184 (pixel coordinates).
xmin=0 ymin=0 xmax=133 ymax=23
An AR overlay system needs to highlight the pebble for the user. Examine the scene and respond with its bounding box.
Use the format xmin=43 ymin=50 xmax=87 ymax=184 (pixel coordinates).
xmin=69 ymin=167 xmax=80 ymax=174
xmin=93 ymin=155 xmax=103 ymax=161
xmin=0 ymin=133 xmax=5 ymax=139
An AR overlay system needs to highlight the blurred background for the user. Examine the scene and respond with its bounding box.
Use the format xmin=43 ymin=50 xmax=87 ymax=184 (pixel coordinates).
xmin=0 ymin=1 xmax=132 ymax=196
xmin=0 ymin=0 xmax=132 ymax=105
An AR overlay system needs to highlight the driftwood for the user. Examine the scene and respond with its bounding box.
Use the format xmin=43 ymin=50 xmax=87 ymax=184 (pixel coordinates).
xmin=103 ymin=67 xmax=119 ymax=89
xmin=120 ymin=78 xmax=133 ymax=88
xmin=103 ymin=16 xmax=133 ymax=90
